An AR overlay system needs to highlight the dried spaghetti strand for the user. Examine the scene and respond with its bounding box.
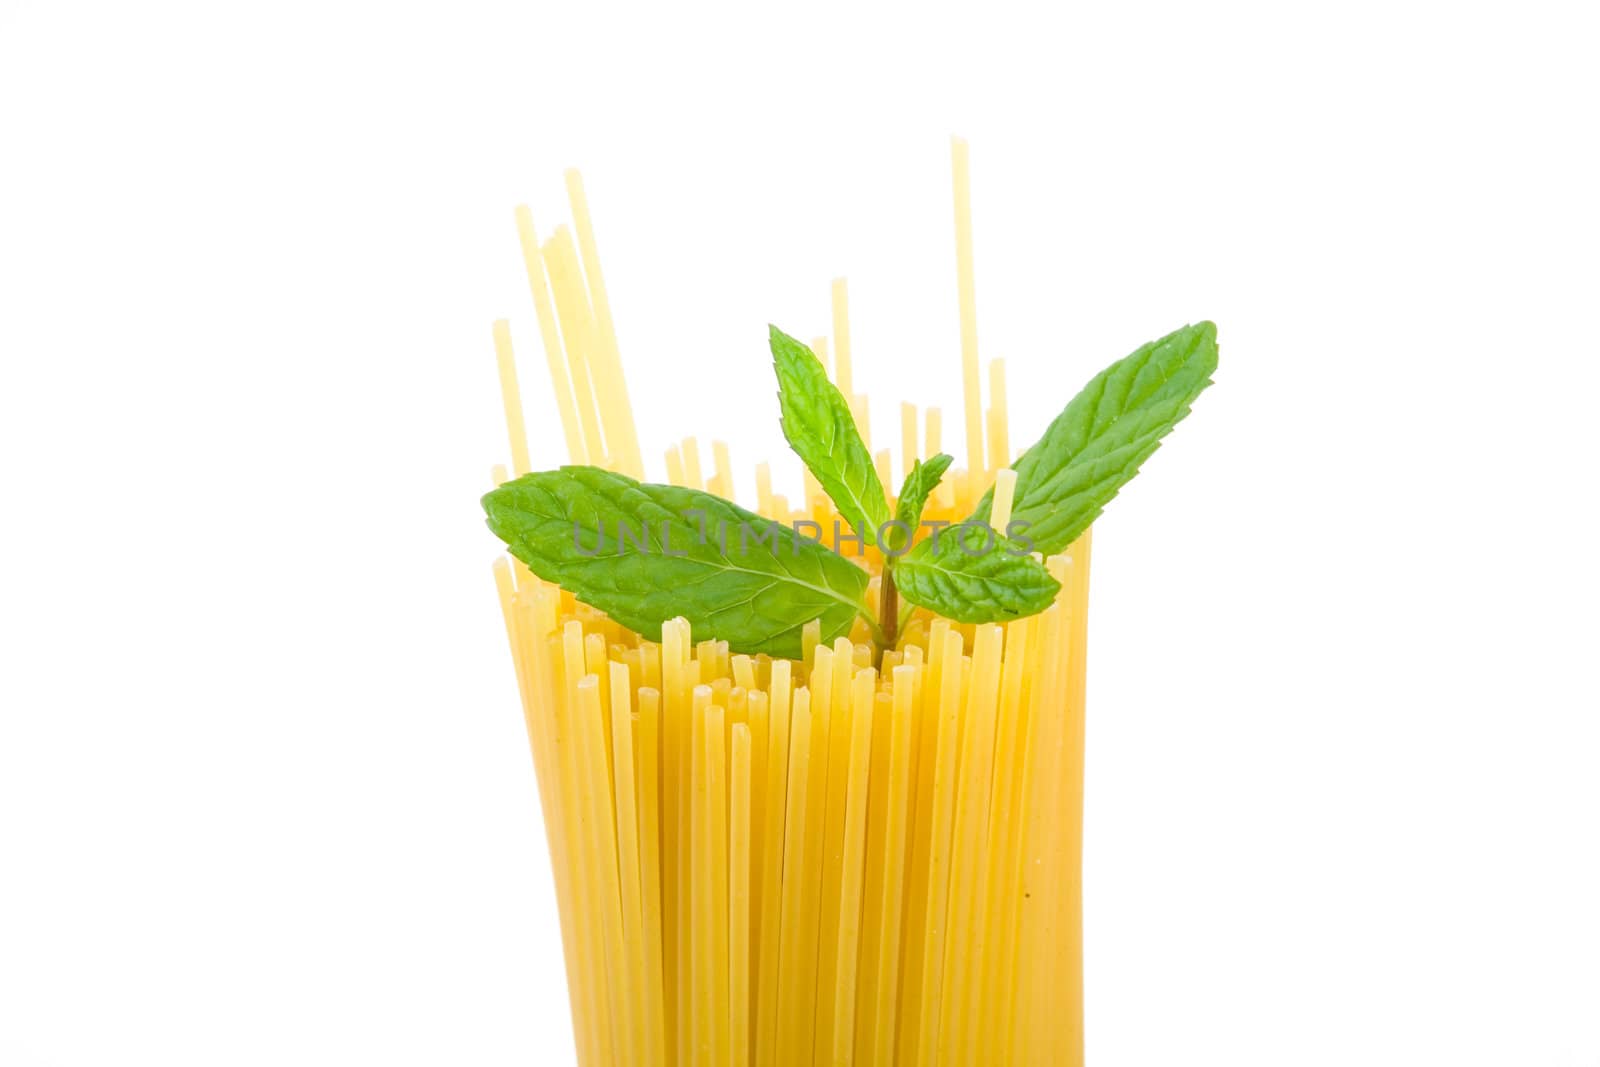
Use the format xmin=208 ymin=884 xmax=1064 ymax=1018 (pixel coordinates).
xmin=1016 ymin=563 xmax=1071 ymax=1061
xmin=543 ymin=227 xmax=608 ymax=466
xmin=681 ymin=437 xmax=705 ymax=491
xmin=609 ymin=661 xmax=649 ymax=1064
xmin=711 ymin=441 xmax=734 ymax=500
xmin=987 ymin=357 xmax=1010 ymax=472
xmin=753 ymin=662 xmax=792 ymax=1067
xmin=707 ymin=702 xmax=731 ymax=1067
xmin=564 ymin=170 xmax=643 ymax=478
xmin=912 ymin=627 xmax=967 ymax=1063
xmin=662 ymin=620 xmax=691 ymax=1064
xmin=831 ymin=278 xmax=853 ymax=399
xmin=812 ymin=638 xmax=855 ymax=1059
xmin=900 ymin=402 xmax=919 ymax=483
xmin=830 ymin=666 xmax=878 ymax=1064
xmin=774 ymin=687 xmax=815 ymax=1059
xmin=578 ymin=671 xmax=631 ymax=1065
xmin=514 ymin=206 xmax=587 ymax=464
xmin=791 ymin=647 xmax=835 ymax=1066
xmin=562 ymin=627 xmax=613 ymax=1065
xmin=744 ymin=690 xmax=769 ymax=1036
xmin=972 ymin=613 xmax=1036 ymax=1061
xmin=491 ymin=320 xmax=532 ymax=477
xmin=896 ymin=619 xmax=948 ymax=1066
xmin=989 ymin=468 xmax=1018 ymax=533
xmin=637 ymin=687 xmax=669 ymax=1066
xmin=730 ymin=724 xmax=753 ymax=1067
xmin=691 ymin=685 xmax=714 ymax=1063
xmin=1049 ymin=531 xmax=1093 ymax=1067
xmin=952 ymin=136 xmax=984 ymax=475
xmin=852 ymin=687 xmax=895 ymax=1064
xmin=924 ymin=405 xmax=943 ymax=459
xmin=939 ymin=623 xmax=1004 ymax=1057
xmin=871 ymin=664 xmax=918 ymax=1065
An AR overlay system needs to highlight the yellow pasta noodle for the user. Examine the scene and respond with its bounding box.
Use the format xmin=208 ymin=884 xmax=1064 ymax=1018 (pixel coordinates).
xmin=514 ymin=206 xmax=587 ymax=465
xmin=730 ymin=723 xmax=753 ymax=1067
xmin=830 ymin=666 xmax=878 ymax=1065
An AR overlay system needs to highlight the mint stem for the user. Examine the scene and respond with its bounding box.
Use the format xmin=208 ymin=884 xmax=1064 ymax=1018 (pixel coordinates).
xmin=879 ymin=567 xmax=899 ymax=651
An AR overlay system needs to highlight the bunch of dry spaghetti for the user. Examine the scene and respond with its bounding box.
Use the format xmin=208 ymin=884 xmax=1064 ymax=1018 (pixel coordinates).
xmin=489 ymin=140 xmax=1089 ymax=1066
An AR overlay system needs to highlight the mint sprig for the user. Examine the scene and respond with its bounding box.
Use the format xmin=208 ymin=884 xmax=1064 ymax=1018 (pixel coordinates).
xmin=482 ymin=322 xmax=1218 ymax=657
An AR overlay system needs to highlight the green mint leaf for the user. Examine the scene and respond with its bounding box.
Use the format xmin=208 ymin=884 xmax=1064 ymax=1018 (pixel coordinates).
xmin=893 ymin=527 xmax=1061 ymax=624
xmin=889 ymin=452 xmax=954 ymax=553
xmin=971 ymin=321 xmax=1218 ymax=555
xmin=483 ymin=465 xmax=869 ymax=658
xmin=769 ymin=324 xmax=890 ymax=546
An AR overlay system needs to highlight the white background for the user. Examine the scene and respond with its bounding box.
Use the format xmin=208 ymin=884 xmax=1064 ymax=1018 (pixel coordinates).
xmin=3 ymin=1 xmax=1598 ymax=1064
